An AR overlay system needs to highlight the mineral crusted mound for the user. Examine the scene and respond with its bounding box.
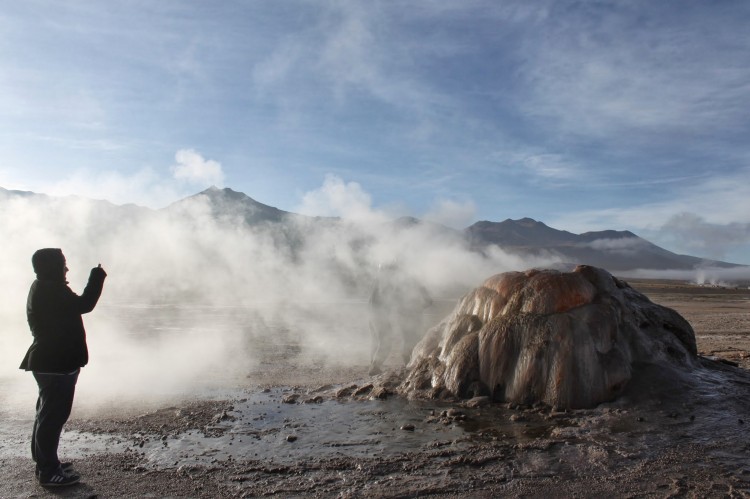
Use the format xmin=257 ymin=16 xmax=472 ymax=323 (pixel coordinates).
xmin=400 ymin=265 xmax=698 ymax=409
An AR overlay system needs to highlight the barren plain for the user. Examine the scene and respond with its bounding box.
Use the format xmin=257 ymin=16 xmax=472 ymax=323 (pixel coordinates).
xmin=1 ymin=279 xmax=749 ymax=498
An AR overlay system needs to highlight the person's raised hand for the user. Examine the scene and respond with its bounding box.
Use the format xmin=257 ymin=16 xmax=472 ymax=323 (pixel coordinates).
xmin=91 ymin=263 xmax=107 ymax=279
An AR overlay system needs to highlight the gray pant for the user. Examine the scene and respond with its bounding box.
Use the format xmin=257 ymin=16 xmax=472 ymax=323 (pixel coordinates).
xmin=32 ymin=370 xmax=79 ymax=477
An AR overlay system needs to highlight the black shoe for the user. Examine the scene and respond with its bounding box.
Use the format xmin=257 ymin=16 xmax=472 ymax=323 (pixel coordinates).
xmin=39 ymin=467 xmax=80 ymax=488
xmin=35 ymin=462 xmax=74 ymax=479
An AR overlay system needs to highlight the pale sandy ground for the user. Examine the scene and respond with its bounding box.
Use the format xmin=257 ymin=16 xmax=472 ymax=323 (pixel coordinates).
xmin=627 ymin=279 xmax=750 ymax=370
xmin=2 ymin=279 xmax=750 ymax=498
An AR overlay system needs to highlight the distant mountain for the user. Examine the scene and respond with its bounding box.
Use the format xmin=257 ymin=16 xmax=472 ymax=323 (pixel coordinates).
xmin=0 ymin=186 xmax=38 ymax=200
xmin=465 ymin=218 xmax=738 ymax=271
xmin=164 ymin=186 xmax=293 ymax=224
xmin=1 ymin=185 xmax=743 ymax=272
xmin=466 ymin=218 xmax=579 ymax=247
xmin=170 ymin=190 xmax=743 ymax=271
xmin=0 ymin=185 xmax=151 ymax=222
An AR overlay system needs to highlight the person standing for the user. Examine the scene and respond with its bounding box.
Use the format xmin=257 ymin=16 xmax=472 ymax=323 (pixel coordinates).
xmin=19 ymin=248 xmax=107 ymax=487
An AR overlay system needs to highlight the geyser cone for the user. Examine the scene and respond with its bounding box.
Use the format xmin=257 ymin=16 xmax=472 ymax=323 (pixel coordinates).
xmin=401 ymin=265 xmax=698 ymax=409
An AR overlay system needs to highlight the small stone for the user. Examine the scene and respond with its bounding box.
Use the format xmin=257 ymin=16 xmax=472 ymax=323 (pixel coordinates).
xmin=370 ymin=386 xmax=391 ymax=400
xmin=353 ymin=384 xmax=374 ymax=397
xmin=286 ymin=435 xmax=298 ymax=442
xmin=464 ymin=396 xmax=490 ymax=408
xmin=400 ymin=424 xmax=416 ymax=431
xmin=335 ymin=387 xmax=353 ymax=398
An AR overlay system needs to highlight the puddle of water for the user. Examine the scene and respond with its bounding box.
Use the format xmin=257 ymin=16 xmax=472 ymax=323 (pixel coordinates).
xmin=0 ymin=387 xmax=586 ymax=469
xmin=142 ymin=389 xmax=471 ymax=467
xmin=136 ymin=389 xmax=604 ymax=469
xmin=456 ymin=405 xmax=558 ymax=441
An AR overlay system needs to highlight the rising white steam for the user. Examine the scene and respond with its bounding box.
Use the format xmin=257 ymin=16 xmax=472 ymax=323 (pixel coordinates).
xmin=0 ymin=175 xmax=549 ymax=412
xmin=424 ymin=199 xmax=477 ymax=229
xmin=296 ymin=174 xmax=380 ymax=222
xmin=621 ymin=266 xmax=750 ymax=286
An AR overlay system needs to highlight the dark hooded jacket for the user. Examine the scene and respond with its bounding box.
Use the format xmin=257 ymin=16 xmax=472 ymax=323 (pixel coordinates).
xmin=19 ymin=248 xmax=107 ymax=373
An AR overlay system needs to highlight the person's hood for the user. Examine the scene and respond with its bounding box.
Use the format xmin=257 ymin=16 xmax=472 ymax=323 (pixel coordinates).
xmin=32 ymin=248 xmax=66 ymax=282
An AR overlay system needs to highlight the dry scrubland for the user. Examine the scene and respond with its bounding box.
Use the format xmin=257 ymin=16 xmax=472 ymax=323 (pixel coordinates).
xmin=2 ymin=279 xmax=750 ymax=498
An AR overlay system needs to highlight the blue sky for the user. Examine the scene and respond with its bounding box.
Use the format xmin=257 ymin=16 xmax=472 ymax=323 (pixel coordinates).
xmin=1 ymin=1 xmax=750 ymax=264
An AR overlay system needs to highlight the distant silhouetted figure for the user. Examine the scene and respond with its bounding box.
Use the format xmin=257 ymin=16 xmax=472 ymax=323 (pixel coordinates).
xmin=19 ymin=248 xmax=107 ymax=487
xmin=368 ymin=262 xmax=432 ymax=375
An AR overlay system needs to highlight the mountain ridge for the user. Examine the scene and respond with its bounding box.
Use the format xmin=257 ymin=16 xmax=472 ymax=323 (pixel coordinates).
xmin=1 ymin=185 xmax=743 ymax=272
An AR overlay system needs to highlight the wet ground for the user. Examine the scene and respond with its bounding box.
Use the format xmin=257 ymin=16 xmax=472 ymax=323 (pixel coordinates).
xmin=2 ymin=280 xmax=750 ymax=498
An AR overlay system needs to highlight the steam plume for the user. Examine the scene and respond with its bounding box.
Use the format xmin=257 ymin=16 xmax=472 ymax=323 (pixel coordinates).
xmin=0 ymin=176 xmax=547 ymax=412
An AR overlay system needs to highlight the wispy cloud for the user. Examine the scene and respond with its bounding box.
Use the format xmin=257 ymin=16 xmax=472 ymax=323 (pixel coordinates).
xmin=172 ymin=149 xmax=225 ymax=187
xmin=516 ymin=2 xmax=750 ymax=143
xmin=548 ymin=166 xmax=750 ymax=260
xmin=579 ymin=237 xmax=646 ymax=255
xmin=661 ymin=213 xmax=750 ymax=260
xmin=515 ymin=153 xmax=582 ymax=181
xmin=23 ymin=134 xmax=123 ymax=151
xmin=248 ymin=1 xmax=456 ymax=140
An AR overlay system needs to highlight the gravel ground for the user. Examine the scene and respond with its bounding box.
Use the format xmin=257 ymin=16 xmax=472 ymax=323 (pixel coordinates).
xmin=2 ymin=280 xmax=750 ymax=498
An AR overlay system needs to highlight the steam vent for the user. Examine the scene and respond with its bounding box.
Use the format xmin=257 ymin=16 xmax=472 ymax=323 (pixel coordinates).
xmin=401 ymin=265 xmax=698 ymax=409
